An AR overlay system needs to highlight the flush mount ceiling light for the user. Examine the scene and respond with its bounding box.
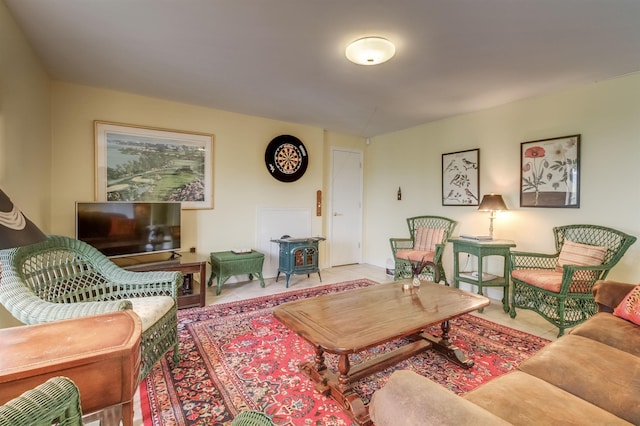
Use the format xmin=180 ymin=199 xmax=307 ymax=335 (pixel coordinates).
xmin=345 ymin=36 xmax=396 ymax=65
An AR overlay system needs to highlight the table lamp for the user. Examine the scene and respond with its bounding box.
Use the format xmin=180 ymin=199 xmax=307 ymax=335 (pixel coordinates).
xmin=477 ymin=194 xmax=508 ymax=240
xmin=0 ymin=189 xmax=47 ymax=250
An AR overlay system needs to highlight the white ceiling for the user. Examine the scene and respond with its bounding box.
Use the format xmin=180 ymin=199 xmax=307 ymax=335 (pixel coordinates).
xmin=5 ymin=0 xmax=640 ymax=137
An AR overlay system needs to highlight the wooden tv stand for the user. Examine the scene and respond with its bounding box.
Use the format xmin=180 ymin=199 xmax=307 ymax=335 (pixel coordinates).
xmin=116 ymin=252 xmax=208 ymax=309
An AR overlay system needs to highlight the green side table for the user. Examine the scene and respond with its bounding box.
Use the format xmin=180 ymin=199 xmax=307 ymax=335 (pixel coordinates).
xmin=451 ymin=238 xmax=516 ymax=312
xmin=208 ymin=250 xmax=266 ymax=295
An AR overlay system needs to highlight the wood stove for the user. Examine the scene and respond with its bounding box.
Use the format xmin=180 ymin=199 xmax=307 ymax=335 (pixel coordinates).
xmin=270 ymin=236 xmax=325 ymax=287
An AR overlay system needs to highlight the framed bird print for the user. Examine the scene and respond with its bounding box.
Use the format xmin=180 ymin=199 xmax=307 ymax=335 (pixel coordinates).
xmin=442 ymin=149 xmax=480 ymax=206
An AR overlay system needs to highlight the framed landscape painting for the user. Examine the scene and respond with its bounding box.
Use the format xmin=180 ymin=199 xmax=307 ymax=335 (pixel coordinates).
xmin=95 ymin=121 xmax=214 ymax=209
xmin=442 ymin=148 xmax=480 ymax=206
xmin=520 ymin=134 xmax=580 ymax=208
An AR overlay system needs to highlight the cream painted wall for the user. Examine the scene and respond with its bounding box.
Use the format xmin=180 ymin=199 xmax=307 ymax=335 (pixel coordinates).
xmin=50 ymin=82 xmax=365 ymax=270
xmin=0 ymin=2 xmax=51 ymax=226
xmin=0 ymin=2 xmax=51 ymax=327
xmin=365 ymin=72 xmax=640 ymax=285
xmin=4 ymin=0 xmax=640 ymax=328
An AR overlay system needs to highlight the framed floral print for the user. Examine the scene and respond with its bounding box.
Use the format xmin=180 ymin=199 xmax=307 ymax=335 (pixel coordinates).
xmin=442 ymin=148 xmax=480 ymax=206
xmin=520 ymin=134 xmax=580 ymax=208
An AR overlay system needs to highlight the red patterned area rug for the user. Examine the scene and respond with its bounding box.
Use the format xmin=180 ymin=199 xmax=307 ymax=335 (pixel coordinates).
xmin=140 ymin=279 xmax=550 ymax=425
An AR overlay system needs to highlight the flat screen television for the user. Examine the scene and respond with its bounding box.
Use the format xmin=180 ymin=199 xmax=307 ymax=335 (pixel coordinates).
xmin=76 ymin=201 xmax=181 ymax=258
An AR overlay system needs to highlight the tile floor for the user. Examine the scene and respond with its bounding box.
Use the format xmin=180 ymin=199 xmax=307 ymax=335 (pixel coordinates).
xmin=118 ymin=263 xmax=560 ymax=425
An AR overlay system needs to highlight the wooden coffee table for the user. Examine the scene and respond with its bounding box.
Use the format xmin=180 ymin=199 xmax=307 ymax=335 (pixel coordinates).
xmin=273 ymin=280 xmax=490 ymax=425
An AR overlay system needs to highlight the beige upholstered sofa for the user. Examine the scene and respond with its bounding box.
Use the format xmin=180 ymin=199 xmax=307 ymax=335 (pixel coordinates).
xmin=369 ymin=280 xmax=640 ymax=425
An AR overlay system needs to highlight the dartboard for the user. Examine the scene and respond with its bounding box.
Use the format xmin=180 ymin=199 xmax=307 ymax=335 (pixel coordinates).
xmin=265 ymin=135 xmax=308 ymax=182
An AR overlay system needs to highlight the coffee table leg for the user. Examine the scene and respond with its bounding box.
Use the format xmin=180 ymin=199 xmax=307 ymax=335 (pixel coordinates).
xmin=299 ymin=350 xmax=371 ymax=426
xmin=441 ymin=319 xmax=450 ymax=343
xmin=337 ymin=354 xmax=351 ymax=392
xmin=418 ymin=320 xmax=475 ymax=369
xmin=313 ymin=346 xmax=327 ymax=372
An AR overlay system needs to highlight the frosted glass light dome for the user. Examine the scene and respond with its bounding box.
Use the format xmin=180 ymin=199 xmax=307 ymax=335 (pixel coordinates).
xmin=345 ymin=37 xmax=396 ymax=65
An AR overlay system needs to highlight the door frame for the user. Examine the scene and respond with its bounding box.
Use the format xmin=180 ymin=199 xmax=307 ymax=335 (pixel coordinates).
xmin=328 ymin=147 xmax=363 ymax=267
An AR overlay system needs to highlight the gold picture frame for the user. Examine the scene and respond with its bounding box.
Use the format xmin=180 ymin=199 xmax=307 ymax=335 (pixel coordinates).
xmin=95 ymin=121 xmax=214 ymax=209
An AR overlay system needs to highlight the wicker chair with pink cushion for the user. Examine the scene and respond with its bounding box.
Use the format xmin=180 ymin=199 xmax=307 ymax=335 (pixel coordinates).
xmin=390 ymin=215 xmax=457 ymax=283
xmin=510 ymin=224 xmax=636 ymax=336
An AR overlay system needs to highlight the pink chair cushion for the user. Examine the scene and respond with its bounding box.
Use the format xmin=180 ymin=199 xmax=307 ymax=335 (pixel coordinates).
xmin=555 ymin=240 xmax=607 ymax=273
xmin=613 ymin=285 xmax=640 ymax=326
xmin=512 ymin=269 xmax=564 ymax=292
xmin=396 ymin=250 xmax=435 ymax=263
xmin=512 ymin=269 xmax=596 ymax=293
xmin=414 ymin=227 xmax=445 ymax=252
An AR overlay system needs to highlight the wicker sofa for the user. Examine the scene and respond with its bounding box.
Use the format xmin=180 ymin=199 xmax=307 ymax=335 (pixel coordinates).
xmin=369 ymin=280 xmax=640 ymax=425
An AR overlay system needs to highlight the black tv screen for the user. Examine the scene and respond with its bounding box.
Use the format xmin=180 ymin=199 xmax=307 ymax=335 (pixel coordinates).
xmin=76 ymin=201 xmax=181 ymax=258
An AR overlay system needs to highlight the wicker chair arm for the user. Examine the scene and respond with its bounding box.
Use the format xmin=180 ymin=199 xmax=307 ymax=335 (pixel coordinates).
xmin=562 ymin=263 xmax=610 ymax=273
xmin=4 ymin=293 xmax=131 ymax=325
xmin=94 ymin=266 xmax=182 ymax=300
xmin=83 ymin=251 xmax=181 ymax=299
xmin=433 ymin=243 xmax=446 ymax=263
xmin=510 ymin=250 xmax=558 ymax=270
xmin=557 ymin=263 xmax=616 ymax=295
xmin=0 ymin=376 xmax=83 ymax=426
xmin=389 ymin=238 xmax=413 ymax=256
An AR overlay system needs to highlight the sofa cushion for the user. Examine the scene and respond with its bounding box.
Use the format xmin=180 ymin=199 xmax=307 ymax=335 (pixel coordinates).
xmin=127 ymin=296 xmax=175 ymax=332
xmin=613 ymin=285 xmax=640 ymax=325
xmin=556 ymin=240 xmax=607 ymax=273
xmin=593 ymin=280 xmax=639 ymax=311
xmin=464 ymin=370 xmax=631 ymax=425
xmin=369 ymin=370 xmax=509 ymax=426
xmin=570 ymin=312 xmax=640 ymax=357
xmin=518 ymin=334 xmax=640 ymax=425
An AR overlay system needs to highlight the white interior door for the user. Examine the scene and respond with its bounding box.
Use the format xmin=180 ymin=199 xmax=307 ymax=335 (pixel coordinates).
xmin=330 ymin=148 xmax=363 ymax=266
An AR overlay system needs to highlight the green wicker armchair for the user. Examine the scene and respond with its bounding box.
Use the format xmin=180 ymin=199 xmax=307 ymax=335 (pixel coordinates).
xmin=390 ymin=216 xmax=457 ymax=283
xmin=0 ymin=376 xmax=82 ymax=426
xmin=510 ymin=224 xmax=636 ymax=336
xmin=0 ymin=235 xmax=182 ymax=380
